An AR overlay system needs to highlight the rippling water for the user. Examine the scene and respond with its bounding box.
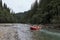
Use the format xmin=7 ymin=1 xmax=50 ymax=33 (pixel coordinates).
xmin=13 ymin=24 xmax=60 ymax=40
xmin=0 ymin=24 xmax=60 ymax=40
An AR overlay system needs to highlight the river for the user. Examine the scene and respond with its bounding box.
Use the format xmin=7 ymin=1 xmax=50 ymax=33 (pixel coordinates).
xmin=0 ymin=24 xmax=60 ymax=40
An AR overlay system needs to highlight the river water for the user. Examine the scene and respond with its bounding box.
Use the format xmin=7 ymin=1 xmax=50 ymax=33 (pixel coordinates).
xmin=0 ymin=24 xmax=60 ymax=40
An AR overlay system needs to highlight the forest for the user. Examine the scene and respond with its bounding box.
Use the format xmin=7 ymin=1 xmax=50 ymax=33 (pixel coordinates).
xmin=0 ymin=0 xmax=17 ymax=23
xmin=15 ymin=0 xmax=60 ymax=24
xmin=0 ymin=0 xmax=60 ymax=28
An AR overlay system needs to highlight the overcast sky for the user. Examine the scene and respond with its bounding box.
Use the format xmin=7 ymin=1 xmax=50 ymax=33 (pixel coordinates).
xmin=2 ymin=0 xmax=37 ymax=13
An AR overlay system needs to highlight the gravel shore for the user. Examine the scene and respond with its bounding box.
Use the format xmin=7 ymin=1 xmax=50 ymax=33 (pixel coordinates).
xmin=0 ymin=25 xmax=19 ymax=40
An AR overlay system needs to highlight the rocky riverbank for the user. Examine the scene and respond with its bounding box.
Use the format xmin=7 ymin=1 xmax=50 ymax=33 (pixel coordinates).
xmin=0 ymin=25 xmax=19 ymax=40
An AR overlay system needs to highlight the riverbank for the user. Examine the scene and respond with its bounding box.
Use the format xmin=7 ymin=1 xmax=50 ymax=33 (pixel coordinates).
xmin=0 ymin=26 xmax=19 ymax=40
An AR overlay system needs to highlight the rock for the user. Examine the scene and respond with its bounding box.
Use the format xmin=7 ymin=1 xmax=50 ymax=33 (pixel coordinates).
xmin=0 ymin=26 xmax=19 ymax=40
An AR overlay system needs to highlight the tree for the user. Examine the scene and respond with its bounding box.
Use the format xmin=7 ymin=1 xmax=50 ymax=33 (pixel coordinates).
xmin=0 ymin=0 xmax=2 ymax=7
xmin=4 ymin=3 xmax=7 ymax=9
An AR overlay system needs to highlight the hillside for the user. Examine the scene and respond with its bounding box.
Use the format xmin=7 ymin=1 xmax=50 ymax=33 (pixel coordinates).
xmin=22 ymin=0 xmax=60 ymax=24
xmin=14 ymin=12 xmax=28 ymax=23
xmin=0 ymin=1 xmax=17 ymax=23
xmin=0 ymin=0 xmax=60 ymax=28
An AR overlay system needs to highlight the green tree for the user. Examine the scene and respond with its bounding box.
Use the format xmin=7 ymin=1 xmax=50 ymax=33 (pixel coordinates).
xmin=4 ymin=3 xmax=7 ymax=9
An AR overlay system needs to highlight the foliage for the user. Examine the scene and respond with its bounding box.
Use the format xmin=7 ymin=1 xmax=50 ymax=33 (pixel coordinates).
xmin=0 ymin=0 xmax=60 ymax=26
xmin=0 ymin=1 xmax=17 ymax=23
xmin=24 ymin=0 xmax=60 ymax=24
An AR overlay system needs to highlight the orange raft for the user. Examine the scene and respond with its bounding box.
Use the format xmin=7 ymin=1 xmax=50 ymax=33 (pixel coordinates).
xmin=30 ymin=25 xmax=42 ymax=30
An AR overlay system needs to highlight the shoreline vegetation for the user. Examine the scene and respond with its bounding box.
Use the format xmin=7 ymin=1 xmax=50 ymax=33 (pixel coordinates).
xmin=0 ymin=0 xmax=60 ymax=30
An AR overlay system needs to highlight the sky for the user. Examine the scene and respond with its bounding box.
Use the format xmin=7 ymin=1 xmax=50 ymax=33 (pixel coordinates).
xmin=2 ymin=0 xmax=36 ymax=13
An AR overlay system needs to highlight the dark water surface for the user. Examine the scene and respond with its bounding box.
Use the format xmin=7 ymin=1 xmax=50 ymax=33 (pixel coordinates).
xmin=1 ymin=24 xmax=60 ymax=40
